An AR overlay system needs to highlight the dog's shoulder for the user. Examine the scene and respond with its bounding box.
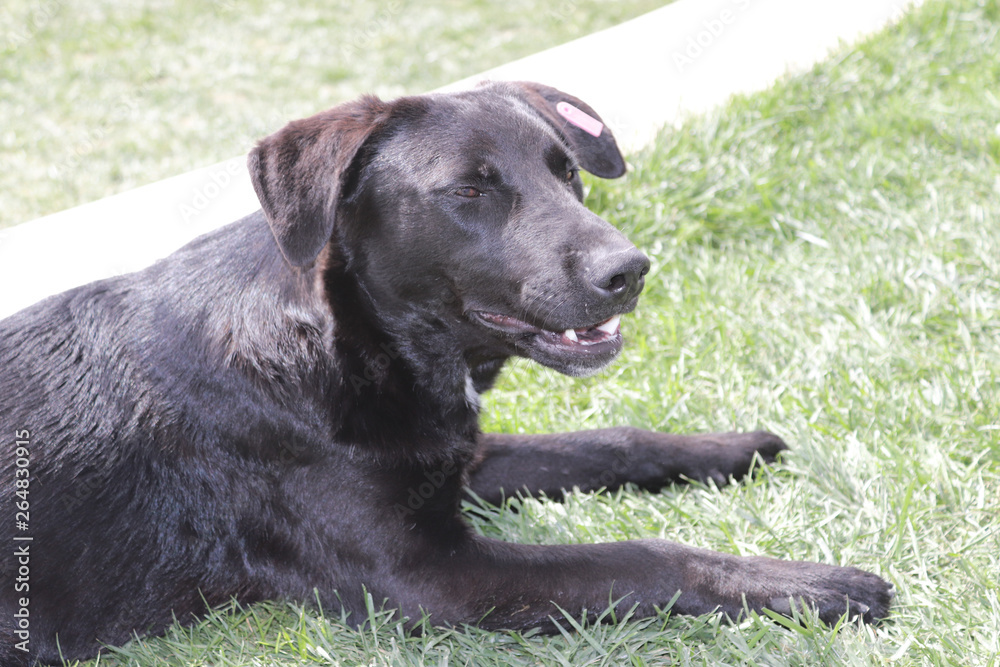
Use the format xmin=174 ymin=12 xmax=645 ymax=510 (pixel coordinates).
xmin=0 ymin=210 xmax=325 ymax=454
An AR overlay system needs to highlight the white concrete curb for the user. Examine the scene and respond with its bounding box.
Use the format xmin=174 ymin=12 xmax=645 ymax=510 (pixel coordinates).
xmin=0 ymin=0 xmax=918 ymax=318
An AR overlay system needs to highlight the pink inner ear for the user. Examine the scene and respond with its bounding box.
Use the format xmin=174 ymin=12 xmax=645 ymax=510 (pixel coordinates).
xmin=556 ymin=102 xmax=604 ymax=138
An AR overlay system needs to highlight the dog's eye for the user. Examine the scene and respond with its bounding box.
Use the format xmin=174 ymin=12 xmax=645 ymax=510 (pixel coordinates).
xmin=565 ymin=168 xmax=578 ymax=183
xmin=455 ymin=186 xmax=483 ymax=198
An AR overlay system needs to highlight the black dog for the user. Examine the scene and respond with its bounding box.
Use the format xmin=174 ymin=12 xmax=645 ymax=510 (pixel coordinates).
xmin=0 ymin=82 xmax=892 ymax=665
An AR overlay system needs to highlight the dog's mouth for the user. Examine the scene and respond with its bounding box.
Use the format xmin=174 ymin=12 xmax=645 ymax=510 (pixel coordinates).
xmin=472 ymin=311 xmax=622 ymax=346
xmin=469 ymin=311 xmax=626 ymax=376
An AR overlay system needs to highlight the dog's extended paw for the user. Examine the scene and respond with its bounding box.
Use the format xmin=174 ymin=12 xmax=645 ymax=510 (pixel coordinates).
xmin=688 ymin=430 xmax=789 ymax=486
xmin=754 ymin=560 xmax=894 ymax=626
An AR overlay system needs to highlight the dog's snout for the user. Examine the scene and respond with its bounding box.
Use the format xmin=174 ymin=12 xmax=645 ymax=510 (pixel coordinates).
xmin=592 ymin=249 xmax=650 ymax=302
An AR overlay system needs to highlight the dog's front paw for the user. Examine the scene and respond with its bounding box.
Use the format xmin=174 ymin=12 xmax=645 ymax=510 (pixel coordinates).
xmin=753 ymin=559 xmax=894 ymax=625
xmin=685 ymin=430 xmax=788 ymax=486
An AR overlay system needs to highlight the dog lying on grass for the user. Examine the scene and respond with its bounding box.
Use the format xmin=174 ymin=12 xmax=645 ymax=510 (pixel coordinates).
xmin=0 ymin=81 xmax=892 ymax=664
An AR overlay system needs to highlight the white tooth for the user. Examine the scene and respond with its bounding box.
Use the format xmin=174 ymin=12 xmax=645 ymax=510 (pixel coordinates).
xmin=596 ymin=315 xmax=621 ymax=334
xmin=564 ymin=328 xmax=579 ymax=342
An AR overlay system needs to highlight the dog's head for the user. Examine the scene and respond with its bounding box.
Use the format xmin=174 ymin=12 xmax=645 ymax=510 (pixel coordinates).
xmin=249 ymin=82 xmax=648 ymax=378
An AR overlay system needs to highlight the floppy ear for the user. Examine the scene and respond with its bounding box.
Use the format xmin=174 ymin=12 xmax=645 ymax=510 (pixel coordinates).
xmin=508 ymin=81 xmax=627 ymax=179
xmin=248 ymin=96 xmax=389 ymax=267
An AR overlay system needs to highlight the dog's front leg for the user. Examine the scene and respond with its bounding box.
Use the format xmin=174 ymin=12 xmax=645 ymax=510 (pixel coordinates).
xmin=467 ymin=428 xmax=787 ymax=504
xmin=392 ymin=535 xmax=890 ymax=629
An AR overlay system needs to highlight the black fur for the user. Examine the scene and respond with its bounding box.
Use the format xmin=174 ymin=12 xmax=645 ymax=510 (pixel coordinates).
xmin=0 ymin=82 xmax=892 ymax=665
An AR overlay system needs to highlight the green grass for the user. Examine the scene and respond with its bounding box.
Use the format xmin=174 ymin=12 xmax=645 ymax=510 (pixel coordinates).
xmin=28 ymin=0 xmax=1000 ymax=664
xmin=0 ymin=0 xmax=668 ymax=228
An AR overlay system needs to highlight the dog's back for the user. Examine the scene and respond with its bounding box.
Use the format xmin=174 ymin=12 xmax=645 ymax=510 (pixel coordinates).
xmin=0 ymin=213 xmax=334 ymax=662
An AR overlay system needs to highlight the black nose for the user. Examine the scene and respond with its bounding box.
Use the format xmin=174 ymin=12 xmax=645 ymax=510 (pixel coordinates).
xmin=590 ymin=248 xmax=650 ymax=303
